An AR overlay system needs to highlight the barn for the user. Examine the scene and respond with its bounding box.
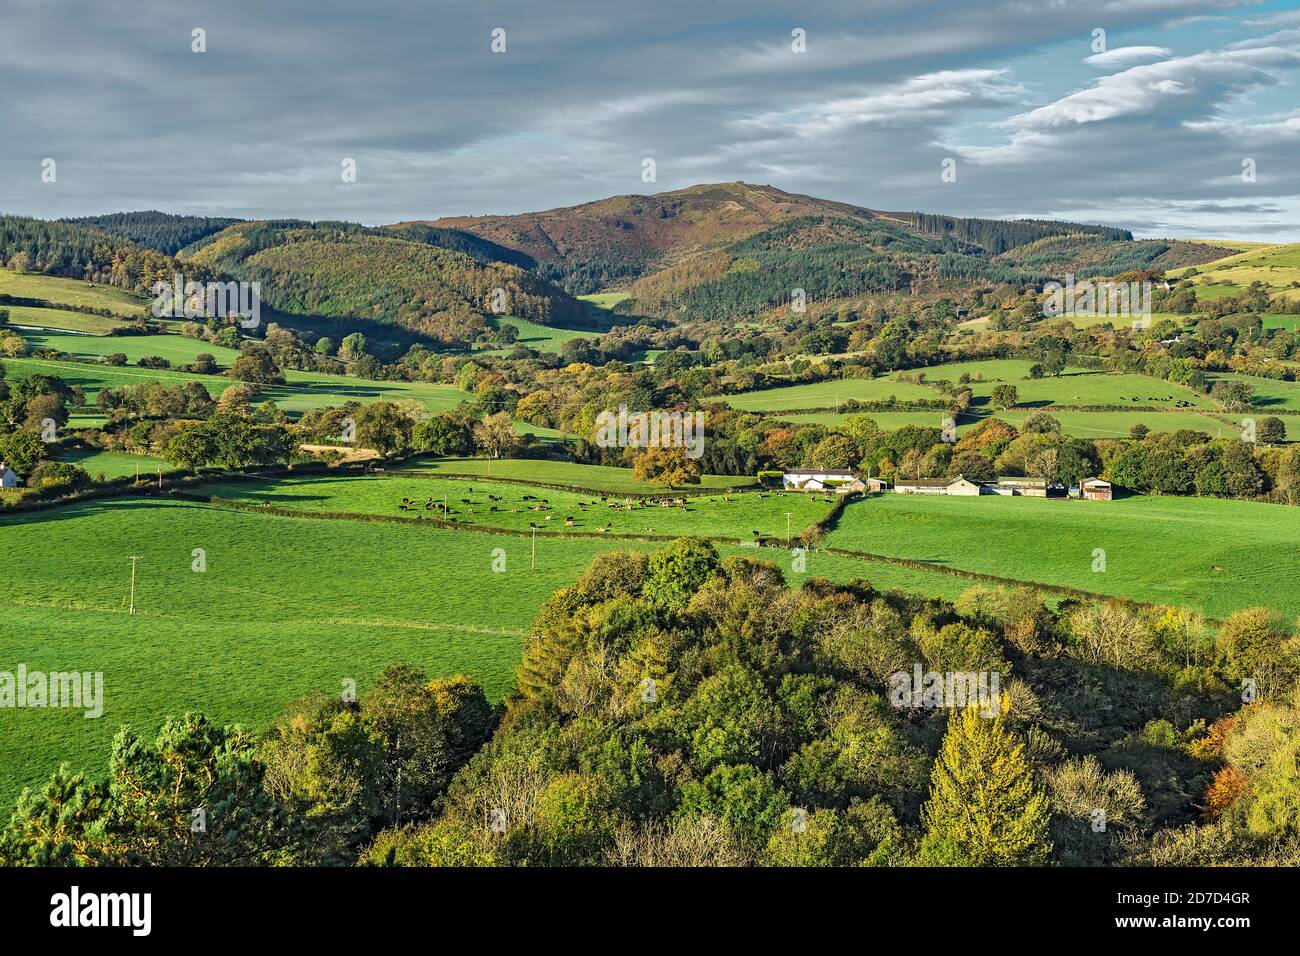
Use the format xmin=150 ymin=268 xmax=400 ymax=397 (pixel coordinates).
xmin=1079 ymin=477 xmax=1113 ymax=501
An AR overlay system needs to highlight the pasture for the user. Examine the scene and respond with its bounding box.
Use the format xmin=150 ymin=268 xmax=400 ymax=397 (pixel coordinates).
xmin=16 ymin=329 xmax=244 ymax=367
xmin=0 ymin=491 xmax=988 ymax=808
xmin=2 ymin=304 xmax=130 ymax=335
xmin=200 ymin=473 xmax=833 ymax=539
xmin=390 ymin=456 xmax=757 ymax=492
xmin=828 ymin=492 xmax=1300 ymax=621
xmin=0 ymin=271 xmax=148 ymax=315
xmin=710 ymin=375 xmax=935 ymax=411
xmin=1 ymin=355 xmax=473 ymax=416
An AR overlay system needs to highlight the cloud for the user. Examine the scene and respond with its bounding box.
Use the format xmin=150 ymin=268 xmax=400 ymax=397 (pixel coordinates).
xmin=1083 ymin=45 xmax=1173 ymax=69
xmin=0 ymin=0 xmax=1295 ymax=240
xmin=1012 ymin=46 xmax=1300 ymax=129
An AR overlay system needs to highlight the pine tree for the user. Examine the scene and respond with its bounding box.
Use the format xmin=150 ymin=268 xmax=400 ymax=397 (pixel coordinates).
xmin=917 ymin=703 xmax=1052 ymax=866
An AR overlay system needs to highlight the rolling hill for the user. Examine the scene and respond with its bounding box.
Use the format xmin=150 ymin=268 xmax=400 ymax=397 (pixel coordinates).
xmin=176 ymin=219 xmax=594 ymax=346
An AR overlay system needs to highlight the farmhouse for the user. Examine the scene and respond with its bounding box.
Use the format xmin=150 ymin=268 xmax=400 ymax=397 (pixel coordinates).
xmin=894 ymin=476 xmax=981 ymax=496
xmin=0 ymin=462 xmax=18 ymax=488
xmin=782 ymin=469 xmax=857 ymax=491
xmin=1078 ymin=477 xmax=1113 ymax=501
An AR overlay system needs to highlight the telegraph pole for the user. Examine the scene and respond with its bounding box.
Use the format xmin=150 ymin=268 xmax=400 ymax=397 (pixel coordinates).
xmin=785 ymin=512 xmax=793 ymax=546
xmin=531 ymin=527 xmax=537 ymax=571
xmin=128 ymin=555 xmax=142 ymax=614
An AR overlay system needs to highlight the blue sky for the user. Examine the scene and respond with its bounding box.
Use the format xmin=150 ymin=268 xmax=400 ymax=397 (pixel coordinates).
xmin=1 ymin=0 xmax=1297 ymax=239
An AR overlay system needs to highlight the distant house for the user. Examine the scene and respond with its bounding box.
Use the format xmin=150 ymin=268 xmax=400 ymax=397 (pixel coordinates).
xmin=990 ymin=477 xmax=1048 ymax=497
xmin=894 ymin=475 xmax=981 ymax=496
xmin=783 ymin=469 xmax=857 ymax=491
xmin=0 ymin=462 xmax=18 ymax=488
xmin=1079 ymin=477 xmax=1113 ymax=501
xmin=863 ymin=477 xmax=890 ymax=493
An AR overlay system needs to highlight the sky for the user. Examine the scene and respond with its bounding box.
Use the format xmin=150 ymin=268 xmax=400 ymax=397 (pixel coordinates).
xmin=1 ymin=0 xmax=1298 ymax=240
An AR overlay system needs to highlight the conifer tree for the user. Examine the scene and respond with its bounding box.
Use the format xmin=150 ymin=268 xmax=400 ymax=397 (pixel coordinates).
xmin=917 ymin=703 xmax=1052 ymax=866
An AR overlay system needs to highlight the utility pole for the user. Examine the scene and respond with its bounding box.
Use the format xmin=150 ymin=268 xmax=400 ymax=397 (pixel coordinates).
xmin=531 ymin=527 xmax=537 ymax=571
xmin=785 ymin=512 xmax=793 ymax=546
xmin=128 ymin=555 xmax=142 ymax=615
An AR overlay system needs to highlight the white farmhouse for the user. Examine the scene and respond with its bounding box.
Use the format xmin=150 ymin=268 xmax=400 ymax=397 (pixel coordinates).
xmin=782 ymin=468 xmax=857 ymax=491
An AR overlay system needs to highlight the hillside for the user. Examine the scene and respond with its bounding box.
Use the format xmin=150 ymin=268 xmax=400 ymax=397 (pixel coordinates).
xmin=177 ymin=219 xmax=593 ymax=346
xmin=61 ymin=211 xmax=242 ymax=255
xmin=415 ymin=182 xmax=1233 ymax=314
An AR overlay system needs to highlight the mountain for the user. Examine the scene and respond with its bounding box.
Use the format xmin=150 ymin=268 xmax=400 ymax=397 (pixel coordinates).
xmin=413 ymin=183 xmax=1235 ymax=319
xmin=60 ymin=211 xmax=242 ymax=256
xmin=177 ymin=219 xmax=593 ymax=347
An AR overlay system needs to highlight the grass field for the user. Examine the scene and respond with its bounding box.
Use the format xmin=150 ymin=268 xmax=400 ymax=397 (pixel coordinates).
xmin=710 ymin=375 xmax=936 ymax=411
xmin=390 ymin=456 xmax=758 ymax=492
xmin=2 ymin=304 xmax=131 ymax=334
xmin=714 ymin=361 xmax=1212 ymax=416
xmin=579 ymin=292 xmax=631 ymax=310
xmin=486 ymin=316 xmax=598 ymax=355
xmin=16 ymin=329 xmax=244 ymax=366
xmin=0 ymin=271 xmax=148 ymax=315
xmin=1 ymin=355 xmax=473 ymax=417
xmin=0 ymin=492 xmax=991 ymax=808
xmin=828 ymin=493 xmax=1300 ymax=621
xmin=62 ymin=448 xmax=171 ymax=479
xmin=201 ymin=474 xmax=833 ymax=538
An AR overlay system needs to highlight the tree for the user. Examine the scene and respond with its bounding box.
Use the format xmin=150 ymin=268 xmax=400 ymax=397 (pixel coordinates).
xmin=917 ymin=705 xmax=1052 ymax=866
xmin=2 ymin=714 xmax=304 ymax=866
xmin=472 ymin=412 xmax=519 ymax=459
xmin=642 ymin=537 xmax=720 ymax=611
xmin=991 ymin=384 xmax=1019 ymax=410
xmin=632 ymin=446 xmax=701 ymax=489
xmin=339 ymin=332 xmax=368 ymax=361
xmin=808 ymin=433 xmax=858 ymax=470
xmin=0 ymin=428 xmax=46 ymax=473
xmin=1256 ymin=416 xmax=1286 ymax=445
xmin=355 ymin=401 xmax=413 ymax=457
xmin=228 ymin=345 xmax=284 ymax=384
xmin=413 ymin=414 xmax=474 ymax=456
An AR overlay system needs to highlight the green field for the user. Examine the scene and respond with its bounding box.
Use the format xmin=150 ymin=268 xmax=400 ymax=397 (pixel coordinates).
xmin=710 ymin=375 xmax=936 ymax=411
xmin=485 ymin=316 xmax=599 ymax=355
xmin=715 ymin=360 xmax=1212 ymax=416
xmin=828 ymin=493 xmax=1300 ymax=621
xmin=2 ymin=304 xmax=130 ymax=334
xmin=201 ymin=474 xmax=832 ymax=538
xmin=579 ymin=292 xmax=630 ymax=310
xmin=16 ymin=329 xmax=244 ymax=366
xmin=390 ymin=456 xmax=757 ymax=492
xmin=0 ymin=492 xmax=985 ymax=808
xmin=1 ymin=355 xmax=472 ymax=417
xmin=62 ymin=448 xmax=172 ymax=479
xmin=0 ymin=271 xmax=148 ymax=315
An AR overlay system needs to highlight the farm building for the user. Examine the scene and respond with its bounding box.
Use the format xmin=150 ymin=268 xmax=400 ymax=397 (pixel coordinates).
xmin=989 ymin=477 xmax=1048 ymax=497
xmin=894 ymin=476 xmax=981 ymax=496
xmin=0 ymin=462 xmax=18 ymax=488
xmin=782 ymin=469 xmax=857 ymax=491
xmin=1078 ymin=477 xmax=1114 ymax=501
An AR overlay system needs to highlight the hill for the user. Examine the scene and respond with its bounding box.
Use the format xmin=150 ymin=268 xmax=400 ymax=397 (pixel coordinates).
xmin=176 ymin=219 xmax=593 ymax=346
xmin=414 ymin=182 xmax=1233 ymax=316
